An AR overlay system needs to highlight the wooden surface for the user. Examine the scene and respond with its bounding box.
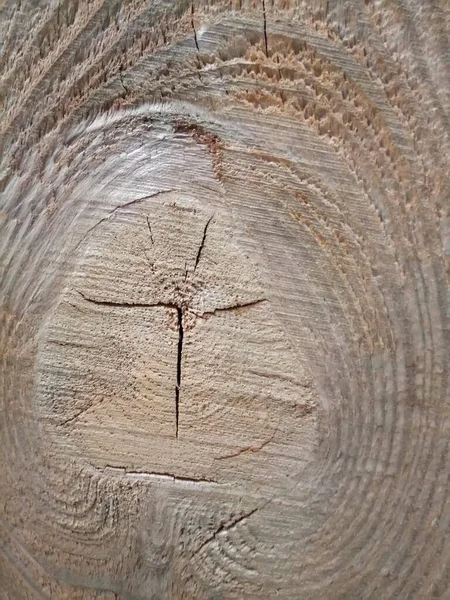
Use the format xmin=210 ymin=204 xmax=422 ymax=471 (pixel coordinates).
xmin=0 ymin=0 xmax=449 ymax=598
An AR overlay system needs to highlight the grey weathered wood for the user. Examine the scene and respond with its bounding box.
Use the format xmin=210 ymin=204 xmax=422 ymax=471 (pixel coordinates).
xmin=0 ymin=0 xmax=449 ymax=598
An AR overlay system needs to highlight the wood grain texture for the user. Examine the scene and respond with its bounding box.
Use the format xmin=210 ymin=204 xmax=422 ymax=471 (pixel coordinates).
xmin=0 ymin=0 xmax=449 ymax=598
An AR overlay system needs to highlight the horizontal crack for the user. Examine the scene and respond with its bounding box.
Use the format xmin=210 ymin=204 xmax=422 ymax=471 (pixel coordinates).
xmin=103 ymin=466 xmax=217 ymax=485
xmin=77 ymin=291 xmax=178 ymax=310
xmin=77 ymin=293 xmax=267 ymax=318
xmin=194 ymin=298 xmax=267 ymax=318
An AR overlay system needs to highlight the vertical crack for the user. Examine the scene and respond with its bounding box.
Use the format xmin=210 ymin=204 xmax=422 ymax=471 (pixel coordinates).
xmin=175 ymin=307 xmax=184 ymax=438
xmin=262 ymin=0 xmax=268 ymax=57
xmin=191 ymin=3 xmax=199 ymax=51
xmin=194 ymin=216 xmax=213 ymax=271
xmin=119 ymin=72 xmax=129 ymax=95
xmin=146 ymin=216 xmax=154 ymax=246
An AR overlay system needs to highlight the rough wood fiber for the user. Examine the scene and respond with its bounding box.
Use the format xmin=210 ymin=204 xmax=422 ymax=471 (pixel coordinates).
xmin=0 ymin=0 xmax=449 ymax=598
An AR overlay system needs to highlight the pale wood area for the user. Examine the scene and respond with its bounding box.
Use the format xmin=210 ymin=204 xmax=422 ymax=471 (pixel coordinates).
xmin=0 ymin=0 xmax=449 ymax=598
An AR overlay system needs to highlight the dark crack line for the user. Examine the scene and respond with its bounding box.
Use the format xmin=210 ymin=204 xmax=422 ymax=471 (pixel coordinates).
xmin=214 ymin=429 xmax=276 ymax=460
xmin=191 ymin=2 xmax=200 ymax=51
xmin=194 ymin=216 xmax=213 ymax=270
xmin=119 ymin=72 xmax=129 ymax=95
xmin=75 ymin=291 xmax=185 ymax=438
xmin=262 ymin=0 xmax=268 ymax=57
xmin=146 ymin=216 xmax=154 ymax=246
xmin=67 ymin=301 xmax=83 ymax=312
xmin=104 ymin=466 xmax=217 ymax=484
xmin=51 ymin=339 xmax=86 ymax=349
xmin=194 ymin=298 xmax=267 ymax=319
xmin=60 ymin=413 xmax=86 ymax=427
xmin=142 ymin=248 xmax=153 ymax=270
xmin=77 ymin=289 xmax=264 ymax=441
xmin=59 ymin=400 xmax=104 ymax=427
xmin=193 ymin=507 xmax=259 ymax=557
xmin=77 ymin=294 xmax=267 ymax=318
xmin=72 ymin=189 xmax=174 ymax=255
xmin=175 ymin=307 xmax=184 ymax=438
xmin=77 ymin=291 xmax=177 ymax=310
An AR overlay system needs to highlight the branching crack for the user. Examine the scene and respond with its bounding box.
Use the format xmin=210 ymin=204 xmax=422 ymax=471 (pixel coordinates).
xmin=193 ymin=507 xmax=259 ymax=557
xmin=78 ymin=290 xmax=183 ymax=439
xmin=77 ymin=292 xmax=267 ymax=438
xmin=72 ymin=189 xmax=174 ymax=255
xmin=191 ymin=2 xmax=199 ymax=51
xmin=194 ymin=216 xmax=213 ymax=270
xmin=262 ymin=0 xmax=268 ymax=57
xmin=175 ymin=307 xmax=184 ymax=439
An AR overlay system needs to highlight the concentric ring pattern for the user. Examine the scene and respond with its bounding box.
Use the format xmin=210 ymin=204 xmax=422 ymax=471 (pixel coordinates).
xmin=0 ymin=0 xmax=449 ymax=598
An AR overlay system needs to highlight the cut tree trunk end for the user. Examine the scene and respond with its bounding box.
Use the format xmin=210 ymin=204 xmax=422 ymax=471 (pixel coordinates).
xmin=0 ymin=1 xmax=449 ymax=599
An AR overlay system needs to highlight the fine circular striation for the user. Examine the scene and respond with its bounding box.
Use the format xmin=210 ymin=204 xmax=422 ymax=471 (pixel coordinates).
xmin=0 ymin=0 xmax=449 ymax=599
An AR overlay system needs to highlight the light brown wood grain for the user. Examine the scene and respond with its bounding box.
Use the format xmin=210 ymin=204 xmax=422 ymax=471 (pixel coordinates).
xmin=0 ymin=0 xmax=449 ymax=598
